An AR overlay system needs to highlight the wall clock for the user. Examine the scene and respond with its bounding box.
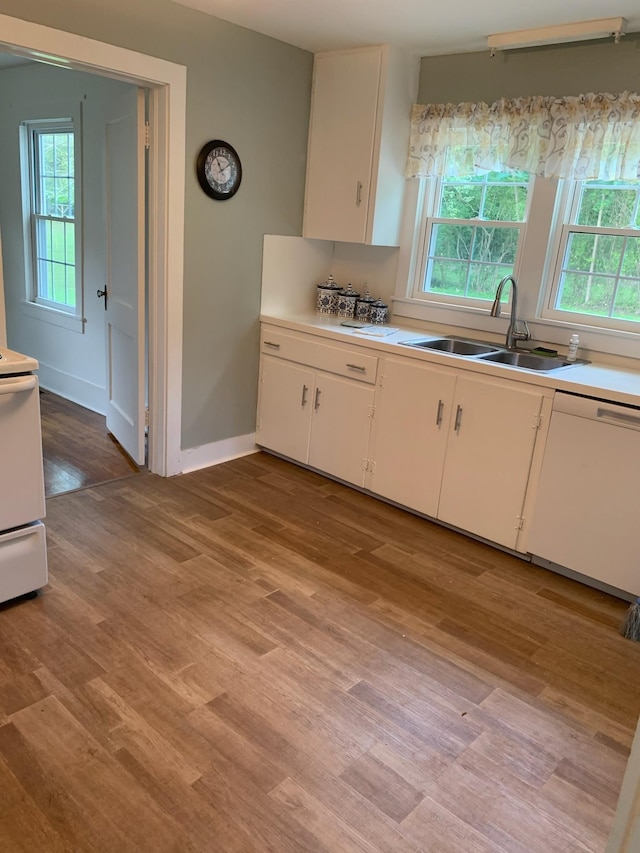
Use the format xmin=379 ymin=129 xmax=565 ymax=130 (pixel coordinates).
xmin=196 ymin=140 xmax=242 ymax=200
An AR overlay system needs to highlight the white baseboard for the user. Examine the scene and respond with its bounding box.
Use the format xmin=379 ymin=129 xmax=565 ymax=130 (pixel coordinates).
xmin=179 ymin=433 xmax=258 ymax=474
xmin=38 ymin=362 xmax=107 ymax=414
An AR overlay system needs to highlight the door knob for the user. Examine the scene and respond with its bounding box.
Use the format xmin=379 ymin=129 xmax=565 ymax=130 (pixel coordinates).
xmin=97 ymin=287 xmax=107 ymax=309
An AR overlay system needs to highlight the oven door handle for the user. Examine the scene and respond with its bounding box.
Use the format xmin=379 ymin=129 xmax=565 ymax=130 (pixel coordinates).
xmin=0 ymin=375 xmax=37 ymax=395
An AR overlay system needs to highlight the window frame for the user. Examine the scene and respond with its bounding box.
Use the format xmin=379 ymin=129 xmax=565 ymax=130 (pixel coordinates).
xmin=541 ymin=179 xmax=640 ymax=332
xmin=20 ymin=111 xmax=84 ymax=332
xmin=411 ymin=172 xmax=532 ymax=311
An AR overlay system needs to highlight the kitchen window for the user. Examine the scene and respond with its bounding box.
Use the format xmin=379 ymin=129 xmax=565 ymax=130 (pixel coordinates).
xmin=399 ymin=92 xmax=640 ymax=355
xmin=414 ymin=170 xmax=531 ymax=307
xmin=543 ymin=179 xmax=640 ymax=330
xmin=20 ymin=118 xmax=83 ymax=328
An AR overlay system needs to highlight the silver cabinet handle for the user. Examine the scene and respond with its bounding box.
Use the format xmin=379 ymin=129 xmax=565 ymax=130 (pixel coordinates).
xmin=346 ymin=363 xmax=366 ymax=373
xmin=301 ymin=384 xmax=308 ymax=407
xmin=263 ymin=340 xmax=280 ymax=349
xmin=356 ymin=181 xmax=363 ymax=207
xmin=454 ymin=404 xmax=463 ymax=433
xmin=597 ymin=407 xmax=640 ymax=427
xmin=314 ymin=388 xmax=321 ymax=410
xmin=436 ymin=399 xmax=444 ymax=427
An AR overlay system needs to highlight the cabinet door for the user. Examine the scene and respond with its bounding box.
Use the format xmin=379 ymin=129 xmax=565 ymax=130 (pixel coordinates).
xmin=308 ymin=372 xmax=374 ymax=487
xmin=368 ymin=358 xmax=456 ymax=518
xmin=438 ymin=377 xmax=544 ymax=549
xmin=256 ymin=356 xmax=315 ymax=464
xmin=303 ymin=48 xmax=381 ymax=243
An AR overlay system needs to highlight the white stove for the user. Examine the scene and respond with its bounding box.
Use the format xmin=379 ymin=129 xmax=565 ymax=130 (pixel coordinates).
xmin=0 ymin=346 xmax=39 ymax=376
xmin=0 ymin=346 xmax=48 ymax=604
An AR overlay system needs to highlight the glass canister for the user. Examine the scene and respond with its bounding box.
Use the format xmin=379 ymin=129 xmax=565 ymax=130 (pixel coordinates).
xmin=316 ymin=274 xmax=341 ymax=315
xmin=337 ymin=284 xmax=359 ymax=319
xmin=369 ymin=299 xmax=388 ymax=324
xmin=355 ymin=289 xmax=376 ymax=322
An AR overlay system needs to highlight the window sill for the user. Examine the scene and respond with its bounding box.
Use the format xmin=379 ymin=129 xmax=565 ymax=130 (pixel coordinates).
xmin=20 ymin=300 xmax=85 ymax=333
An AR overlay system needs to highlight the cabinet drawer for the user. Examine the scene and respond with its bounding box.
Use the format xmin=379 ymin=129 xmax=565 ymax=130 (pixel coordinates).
xmin=261 ymin=329 xmax=377 ymax=384
xmin=0 ymin=522 xmax=48 ymax=604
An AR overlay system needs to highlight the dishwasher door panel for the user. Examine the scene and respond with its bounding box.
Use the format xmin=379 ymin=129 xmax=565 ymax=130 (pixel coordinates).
xmin=528 ymin=403 xmax=640 ymax=596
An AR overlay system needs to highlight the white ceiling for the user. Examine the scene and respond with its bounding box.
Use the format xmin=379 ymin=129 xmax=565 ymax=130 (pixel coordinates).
xmin=171 ymin=0 xmax=640 ymax=55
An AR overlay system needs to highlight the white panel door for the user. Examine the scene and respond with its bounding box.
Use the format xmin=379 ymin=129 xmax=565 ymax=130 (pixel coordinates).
xmin=308 ymin=372 xmax=374 ymax=487
xmin=369 ymin=358 xmax=456 ymax=518
xmin=438 ymin=377 xmax=544 ymax=549
xmin=256 ymin=356 xmax=315 ymax=464
xmin=104 ymin=88 xmax=145 ymax=464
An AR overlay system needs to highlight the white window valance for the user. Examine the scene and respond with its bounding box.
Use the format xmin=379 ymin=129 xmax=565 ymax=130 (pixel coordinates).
xmin=406 ymin=92 xmax=640 ymax=180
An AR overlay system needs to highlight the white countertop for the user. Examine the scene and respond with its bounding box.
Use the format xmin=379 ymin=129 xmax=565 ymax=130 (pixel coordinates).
xmin=0 ymin=347 xmax=38 ymax=377
xmin=261 ymin=312 xmax=640 ymax=408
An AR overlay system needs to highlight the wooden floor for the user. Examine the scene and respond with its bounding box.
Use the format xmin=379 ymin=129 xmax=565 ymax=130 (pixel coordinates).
xmin=1 ymin=452 xmax=639 ymax=852
xmin=40 ymin=390 xmax=140 ymax=498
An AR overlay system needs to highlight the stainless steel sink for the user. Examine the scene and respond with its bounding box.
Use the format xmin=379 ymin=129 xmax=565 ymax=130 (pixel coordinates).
xmin=401 ymin=338 xmax=499 ymax=356
xmin=479 ymin=350 xmax=581 ymax=371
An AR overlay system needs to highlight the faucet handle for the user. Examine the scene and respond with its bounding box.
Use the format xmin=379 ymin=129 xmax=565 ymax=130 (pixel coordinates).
xmin=512 ymin=319 xmax=531 ymax=341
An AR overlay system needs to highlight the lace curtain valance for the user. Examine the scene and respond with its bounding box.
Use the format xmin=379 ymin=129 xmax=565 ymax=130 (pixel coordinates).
xmin=406 ymin=92 xmax=640 ymax=180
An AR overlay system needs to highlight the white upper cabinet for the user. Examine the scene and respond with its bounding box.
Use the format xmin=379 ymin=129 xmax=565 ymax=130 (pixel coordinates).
xmin=303 ymin=45 xmax=419 ymax=246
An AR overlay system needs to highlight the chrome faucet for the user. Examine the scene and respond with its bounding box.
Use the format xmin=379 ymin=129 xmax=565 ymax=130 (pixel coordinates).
xmin=490 ymin=275 xmax=530 ymax=350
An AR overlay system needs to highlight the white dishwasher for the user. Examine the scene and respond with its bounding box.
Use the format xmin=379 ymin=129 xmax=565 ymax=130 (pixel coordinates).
xmin=528 ymin=391 xmax=640 ymax=598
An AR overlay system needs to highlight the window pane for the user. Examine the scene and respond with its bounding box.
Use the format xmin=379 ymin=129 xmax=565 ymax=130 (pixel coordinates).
xmin=482 ymin=183 xmax=527 ymax=221
xmin=428 ymin=259 xmax=468 ymax=296
xmin=432 ymin=223 xmax=473 ymax=260
xmin=565 ymin=233 xmax=624 ymax=276
xmin=471 ymin=226 xmax=519 ymax=265
xmin=557 ymin=272 xmax=614 ymax=317
xmin=468 ymin=263 xmax=512 ymax=299
xmin=440 ymin=184 xmax=482 ymax=219
xmin=35 ymin=130 xmax=74 ymax=219
xmin=613 ymin=280 xmax=640 ymax=321
xmin=620 ymin=237 xmax=640 ymax=278
xmin=577 ymin=184 xmax=638 ymax=228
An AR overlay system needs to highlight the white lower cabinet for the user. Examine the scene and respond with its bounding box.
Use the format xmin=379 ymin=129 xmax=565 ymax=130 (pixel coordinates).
xmin=256 ymin=354 xmax=374 ymax=487
xmin=366 ymin=357 xmax=456 ymax=518
xmin=255 ymin=357 xmax=315 ymax=464
xmin=367 ymin=357 xmax=545 ymax=551
xmin=436 ymin=376 xmax=544 ymax=549
xmin=257 ymin=326 xmax=547 ymax=552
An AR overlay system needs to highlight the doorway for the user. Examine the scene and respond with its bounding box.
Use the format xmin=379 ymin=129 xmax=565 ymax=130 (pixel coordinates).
xmin=0 ymin=56 xmax=145 ymax=488
xmin=0 ymin=11 xmax=186 ymax=477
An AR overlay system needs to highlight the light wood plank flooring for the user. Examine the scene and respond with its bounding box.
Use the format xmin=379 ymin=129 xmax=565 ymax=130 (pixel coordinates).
xmin=40 ymin=390 xmax=140 ymax=498
xmin=1 ymin=452 xmax=639 ymax=852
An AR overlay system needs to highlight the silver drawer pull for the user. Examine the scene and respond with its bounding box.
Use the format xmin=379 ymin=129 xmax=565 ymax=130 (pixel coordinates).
xmin=454 ymin=404 xmax=463 ymax=433
xmin=435 ymin=399 xmax=444 ymax=427
xmin=301 ymin=384 xmax=308 ymax=407
xmin=597 ymin=407 xmax=640 ymax=427
xmin=314 ymin=388 xmax=321 ymax=410
xmin=346 ymin=363 xmax=366 ymax=373
xmin=263 ymin=340 xmax=280 ymax=349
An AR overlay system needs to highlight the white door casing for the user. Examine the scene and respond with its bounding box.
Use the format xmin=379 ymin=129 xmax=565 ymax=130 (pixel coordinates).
xmin=0 ymin=13 xmax=186 ymax=476
xmin=104 ymin=88 xmax=145 ymax=464
xmin=0 ymin=229 xmax=6 ymax=347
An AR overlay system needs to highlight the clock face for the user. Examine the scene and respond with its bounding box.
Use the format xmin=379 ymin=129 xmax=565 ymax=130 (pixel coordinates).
xmin=196 ymin=140 xmax=242 ymax=200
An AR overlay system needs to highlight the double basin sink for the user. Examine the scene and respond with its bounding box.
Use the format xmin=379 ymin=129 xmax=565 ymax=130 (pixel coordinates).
xmin=400 ymin=337 xmax=586 ymax=372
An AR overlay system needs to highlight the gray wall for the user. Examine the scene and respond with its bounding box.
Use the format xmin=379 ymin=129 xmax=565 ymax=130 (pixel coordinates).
xmin=0 ymin=64 xmax=134 ymax=412
xmin=0 ymin=0 xmax=313 ymax=451
xmin=418 ymin=33 xmax=640 ymax=104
